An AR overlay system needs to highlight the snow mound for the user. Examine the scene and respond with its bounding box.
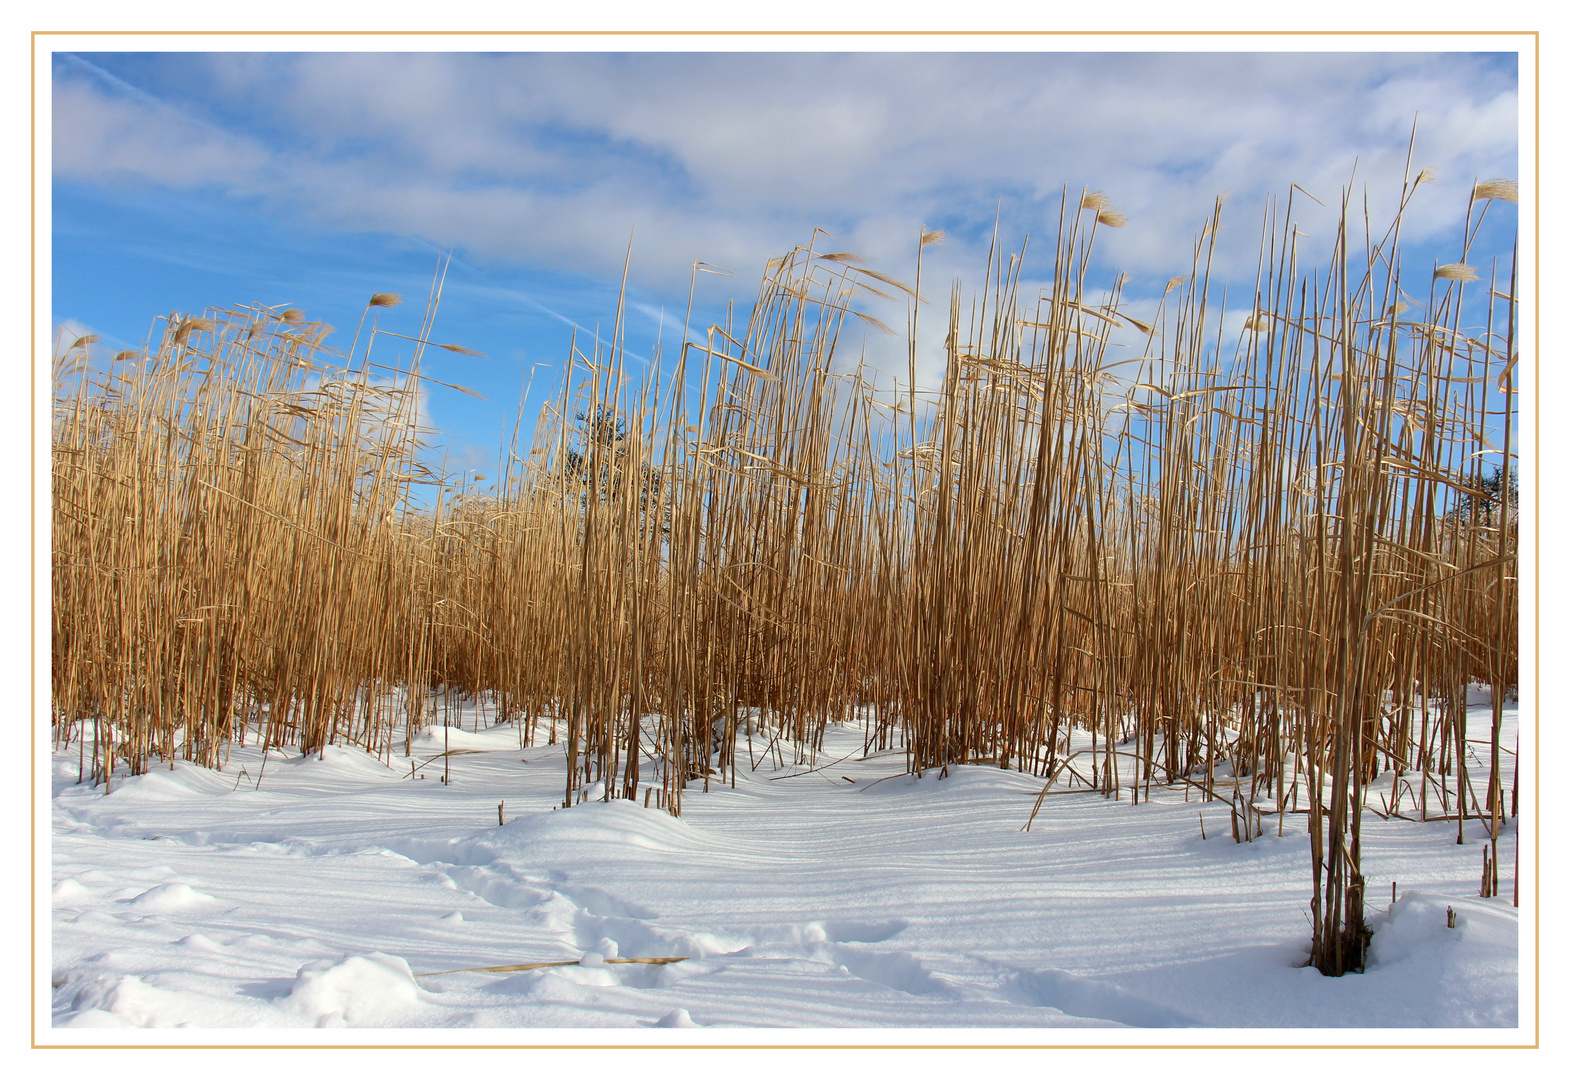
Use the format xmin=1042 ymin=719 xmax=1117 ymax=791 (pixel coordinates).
xmin=92 ymin=765 xmax=236 ymax=802
xmin=61 ymin=974 xmax=166 ymax=1028
xmin=1369 ymin=893 xmax=1456 ymax=968
xmin=124 ymin=883 xmax=225 ymax=914
xmin=1363 ymin=891 xmax=1518 ymax=1026
xmin=282 ymin=952 xmax=424 ymax=1027
xmin=289 ymin=744 xmax=407 ymax=780
xmin=411 ymin=725 xmax=505 ymax=753
xmin=175 ymin=933 xmax=224 ymax=951
xmin=1368 ymin=891 xmax=1513 ymax=971
xmin=492 ymin=798 xmax=702 ymax=857
xmin=52 ymin=878 xmax=93 ymax=903
xmin=655 ymin=1007 xmax=699 ymax=1028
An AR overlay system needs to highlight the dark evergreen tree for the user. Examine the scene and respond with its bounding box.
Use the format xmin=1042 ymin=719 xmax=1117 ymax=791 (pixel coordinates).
xmin=1452 ymin=465 xmax=1517 ymax=525
xmin=562 ymin=407 xmax=666 ymax=528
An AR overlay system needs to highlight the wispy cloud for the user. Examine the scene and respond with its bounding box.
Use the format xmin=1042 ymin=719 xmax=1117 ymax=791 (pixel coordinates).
xmin=53 ymin=51 xmax=1518 ymax=295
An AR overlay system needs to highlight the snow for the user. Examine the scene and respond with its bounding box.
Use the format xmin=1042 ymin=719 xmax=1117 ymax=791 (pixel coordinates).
xmin=46 ymin=700 xmax=1526 ymax=1044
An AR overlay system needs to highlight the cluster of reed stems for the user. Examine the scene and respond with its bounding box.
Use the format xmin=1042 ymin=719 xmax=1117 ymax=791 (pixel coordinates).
xmin=52 ymin=168 xmax=1517 ymax=977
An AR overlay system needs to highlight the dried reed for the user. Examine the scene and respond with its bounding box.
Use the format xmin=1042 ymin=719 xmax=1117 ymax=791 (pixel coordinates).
xmin=52 ymin=173 xmax=1517 ymax=977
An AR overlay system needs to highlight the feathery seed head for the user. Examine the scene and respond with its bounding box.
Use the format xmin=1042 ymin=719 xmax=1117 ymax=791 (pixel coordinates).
xmin=174 ymin=317 xmax=216 ymax=343
xmin=1471 ymin=178 xmax=1518 ymax=204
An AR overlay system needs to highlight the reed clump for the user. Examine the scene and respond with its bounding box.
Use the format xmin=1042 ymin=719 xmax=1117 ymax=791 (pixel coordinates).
xmin=53 ymin=170 xmax=1517 ymax=978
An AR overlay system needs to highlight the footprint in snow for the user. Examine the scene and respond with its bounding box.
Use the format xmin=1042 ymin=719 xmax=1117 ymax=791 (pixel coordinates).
xmin=1000 ymin=964 xmax=1199 ymax=1027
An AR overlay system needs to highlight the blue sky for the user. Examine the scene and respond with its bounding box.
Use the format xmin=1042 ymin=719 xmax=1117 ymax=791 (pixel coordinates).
xmin=50 ymin=47 xmax=1521 ymax=476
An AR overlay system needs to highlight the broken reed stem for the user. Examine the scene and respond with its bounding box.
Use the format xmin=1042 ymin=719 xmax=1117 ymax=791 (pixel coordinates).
xmin=414 ymin=955 xmax=689 ymax=978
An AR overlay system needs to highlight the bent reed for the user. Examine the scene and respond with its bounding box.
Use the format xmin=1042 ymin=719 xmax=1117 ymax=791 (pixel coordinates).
xmin=52 ymin=171 xmax=1518 ymax=977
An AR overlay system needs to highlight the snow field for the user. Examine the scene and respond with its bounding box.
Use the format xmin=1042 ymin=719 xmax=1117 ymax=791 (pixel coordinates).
xmin=49 ymin=701 xmax=1521 ymax=1037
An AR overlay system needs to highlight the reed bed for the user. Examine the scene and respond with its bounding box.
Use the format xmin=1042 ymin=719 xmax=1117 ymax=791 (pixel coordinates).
xmin=52 ymin=171 xmax=1517 ymax=976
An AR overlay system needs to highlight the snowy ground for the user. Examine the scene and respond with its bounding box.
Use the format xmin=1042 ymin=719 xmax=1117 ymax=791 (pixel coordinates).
xmin=46 ymin=699 xmax=1524 ymax=1043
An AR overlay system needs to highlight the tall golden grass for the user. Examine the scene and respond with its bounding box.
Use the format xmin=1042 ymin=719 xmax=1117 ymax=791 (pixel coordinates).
xmin=52 ymin=171 xmax=1517 ymax=976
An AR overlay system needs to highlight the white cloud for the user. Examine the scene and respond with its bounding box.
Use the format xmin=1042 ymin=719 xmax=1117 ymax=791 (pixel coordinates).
xmin=51 ymin=50 xmax=1518 ymax=321
xmin=53 ymin=68 xmax=271 ymax=189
